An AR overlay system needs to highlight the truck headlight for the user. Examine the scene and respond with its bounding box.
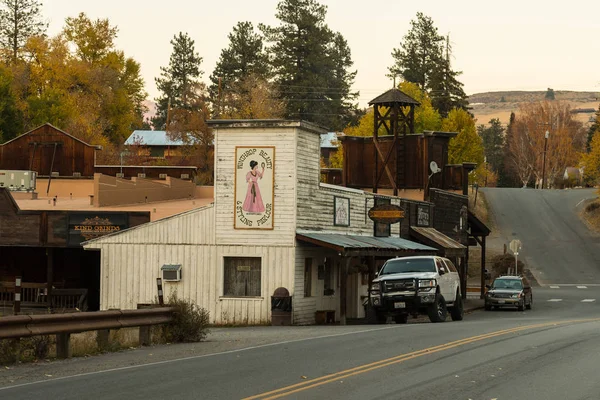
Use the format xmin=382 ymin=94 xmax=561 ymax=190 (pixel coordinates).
xmin=370 ymin=283 xmax=380 ymax=291
xmin=511 ymin=292 xmax=523 ymax=298
xmin=419 ymin=279 xmax=436 ymax=288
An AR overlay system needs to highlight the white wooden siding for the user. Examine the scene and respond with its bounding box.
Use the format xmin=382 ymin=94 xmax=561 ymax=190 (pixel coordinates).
xmin=214 ymin=127 xmax=298 ymax=246
xmin=296 ymin=130 xmax=401 ymax=236
xmin=97 ymin=242 xmax=295 ymax=325
xmin=85 ymin=204 xmax=216 ymax=246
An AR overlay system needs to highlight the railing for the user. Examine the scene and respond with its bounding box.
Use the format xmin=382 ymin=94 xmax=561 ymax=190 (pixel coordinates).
xmin=0 ymin=282 xmax=88 ymax=311
xmin=0 ymin=307 xmax=174 ymax=358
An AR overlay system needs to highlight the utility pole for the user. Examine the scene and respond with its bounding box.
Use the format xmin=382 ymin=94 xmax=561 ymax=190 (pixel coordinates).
xmin=542 ymin=130 xmax=549 ymax=189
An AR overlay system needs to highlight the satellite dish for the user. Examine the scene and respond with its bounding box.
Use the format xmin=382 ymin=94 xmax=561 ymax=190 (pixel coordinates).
xmin=430 ymin=161 xmax=441 ymax=174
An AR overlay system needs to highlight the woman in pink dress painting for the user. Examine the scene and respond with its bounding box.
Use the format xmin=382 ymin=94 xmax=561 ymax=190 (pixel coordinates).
xmin=242 ymin=160 xmax=265 ymax=213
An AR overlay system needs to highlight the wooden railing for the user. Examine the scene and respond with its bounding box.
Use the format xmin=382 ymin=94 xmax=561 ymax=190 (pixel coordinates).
xmin=0 ymin=282 xmax=88 ymax=311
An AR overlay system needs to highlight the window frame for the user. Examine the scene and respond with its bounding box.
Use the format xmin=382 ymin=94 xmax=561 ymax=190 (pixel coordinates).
xmin=222 ymin=256 xmax=263 ymax=298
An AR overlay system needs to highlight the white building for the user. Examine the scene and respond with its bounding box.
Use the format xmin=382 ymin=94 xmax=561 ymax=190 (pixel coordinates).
xmin=84 ymin=120 xmax=451 ymax=325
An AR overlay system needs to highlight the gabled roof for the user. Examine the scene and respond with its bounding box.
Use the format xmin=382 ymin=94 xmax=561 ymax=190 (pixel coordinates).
xmin=1 ymin=123 xmax=102 ymax=149
xmin=369 ymin=88 xmax=420 ymax=106
xmin=125 ymin=130 xmax=187 ymax=146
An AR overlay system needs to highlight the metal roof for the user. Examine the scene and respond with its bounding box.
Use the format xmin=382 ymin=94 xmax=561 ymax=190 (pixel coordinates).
xmin=410 ymin=227 xmax=466 ymax=257
xmin=320 ymin=132 xmax=340 ymax=148
xmin=369 ymin=88 xmax=420 ymax=106
xmin=124 ymin=130 xmax=186 ymax=146
xmin=296 ymin=232 xmax=436 ymax=256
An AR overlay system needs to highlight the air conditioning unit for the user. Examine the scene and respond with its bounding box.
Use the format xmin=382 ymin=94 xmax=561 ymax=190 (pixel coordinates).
xmin=180 ymin=173 xmax=189 ymax=180
xmin=138 ymin=173 xmax=146 ymax=178
xmin=159 ymin=174 xmax=167 ymax=179
xmin=161 ymin=264 xmax=182 ymax=282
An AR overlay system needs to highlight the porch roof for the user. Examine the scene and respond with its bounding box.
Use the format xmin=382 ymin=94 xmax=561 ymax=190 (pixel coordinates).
xmin=409 ymin=227 xmax=467 ymax=258
xmin=295 ymin=232 xmax=437 ymax=257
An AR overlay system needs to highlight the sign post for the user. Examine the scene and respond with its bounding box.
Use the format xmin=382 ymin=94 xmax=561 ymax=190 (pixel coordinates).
xmin=509 ymin=239 xmax=522 ymax=275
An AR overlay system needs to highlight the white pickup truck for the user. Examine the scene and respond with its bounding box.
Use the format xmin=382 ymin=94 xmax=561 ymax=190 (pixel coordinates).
xmin=368 ymin=255 xmax=464 ymax=323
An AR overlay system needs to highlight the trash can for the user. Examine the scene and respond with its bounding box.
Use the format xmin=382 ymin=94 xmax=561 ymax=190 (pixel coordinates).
xmin=271 ymin=287 xmax=292 ymax=326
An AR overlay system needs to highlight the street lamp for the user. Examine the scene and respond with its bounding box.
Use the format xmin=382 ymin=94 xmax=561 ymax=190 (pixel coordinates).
xmin=541 ymin=130 xmax=549 ymax=189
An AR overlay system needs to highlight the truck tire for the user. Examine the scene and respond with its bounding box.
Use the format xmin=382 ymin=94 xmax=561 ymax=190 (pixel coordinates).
xmin=376 ymin=311 xmax=387 ymax=324
xmin=450 ymin=290 xmax=464 ymax=321
xmin=394 ymin=314 xmax=408 ymax=324
xmin=428 ymin=293 xmax=448 ymax=323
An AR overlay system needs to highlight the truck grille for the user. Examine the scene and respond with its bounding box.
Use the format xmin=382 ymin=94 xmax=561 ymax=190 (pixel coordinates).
xmin=492 ymin=293 xmax=512 ymax=298
xmin=383 ymin=279 xmax=415 ymax=293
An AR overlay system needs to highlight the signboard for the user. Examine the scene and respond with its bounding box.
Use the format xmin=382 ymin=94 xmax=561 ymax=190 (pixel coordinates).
xmin=509 ymin=239 xmax=522 ymax=254
xmin=417 ymin=205 xmax=430 ymax=227
xmin=234 ymin=146 xmax=275 ymax=230
xmin=333 ymin=196 xmax=350 ymax=226
xmin=368 ymin=204 xmax=405 ymax=224
xmin=68 ymin=213 xmax=129 ymax=246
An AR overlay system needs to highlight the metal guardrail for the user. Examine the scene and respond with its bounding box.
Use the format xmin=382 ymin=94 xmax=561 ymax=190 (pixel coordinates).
xmin=0 ymin=307 xmax=174 ymax=358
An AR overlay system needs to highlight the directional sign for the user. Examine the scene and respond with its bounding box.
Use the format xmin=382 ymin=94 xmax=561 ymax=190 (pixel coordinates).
xmin=509 ymin=239 xmax=522 ymax=254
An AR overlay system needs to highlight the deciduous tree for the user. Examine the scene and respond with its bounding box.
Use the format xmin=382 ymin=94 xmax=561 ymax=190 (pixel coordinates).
xmin=441 ymin=108 xmax=483 ymax=165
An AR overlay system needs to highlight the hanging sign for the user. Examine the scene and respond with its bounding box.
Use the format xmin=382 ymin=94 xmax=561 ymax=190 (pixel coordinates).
xmin=368 ymin=204 xmax=405 ymax=224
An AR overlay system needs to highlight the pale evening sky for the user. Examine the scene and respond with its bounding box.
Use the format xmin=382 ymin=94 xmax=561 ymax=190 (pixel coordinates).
xmin=43 ymin=0 xmax=600 ymax=107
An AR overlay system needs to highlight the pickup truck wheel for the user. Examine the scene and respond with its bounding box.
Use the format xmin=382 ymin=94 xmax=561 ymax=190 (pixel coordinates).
xmin=450 ymin=291 xmax=464 ymax=321
xmin=428 ymin=293 xmax=447 ymax=323
xmin=394 ymin=314 xmax=408 ymax=324
xmin=375 ymin=312 xmax=387 ymax=324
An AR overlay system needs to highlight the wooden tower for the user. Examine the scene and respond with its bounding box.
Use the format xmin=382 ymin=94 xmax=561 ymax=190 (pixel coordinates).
xmin=369 ymin=88 xmax=420 ymax=196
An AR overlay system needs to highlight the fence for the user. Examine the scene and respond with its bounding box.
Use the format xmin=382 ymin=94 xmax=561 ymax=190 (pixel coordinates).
xmin=0 ymin=281 xmax=88 ymax=312
xmin=0 ymin=307 xmax=173 ymax=358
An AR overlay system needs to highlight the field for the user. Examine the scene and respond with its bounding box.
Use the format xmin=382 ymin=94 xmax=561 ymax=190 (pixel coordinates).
xmin=469 ymin=90 xmax=599 ymax=127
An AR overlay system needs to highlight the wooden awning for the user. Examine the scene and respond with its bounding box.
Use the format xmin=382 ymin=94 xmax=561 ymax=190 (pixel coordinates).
xmin=409 ymin=227 xmax=467 ymax=258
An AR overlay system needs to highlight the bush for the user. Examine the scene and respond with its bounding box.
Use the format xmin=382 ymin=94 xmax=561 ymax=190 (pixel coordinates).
xmin=21 ymin=335 xmax=53 ymax=360
xmin=155 ymin=292 xmax=210 ymax=343
xmin=0 ymin=339 xmax=19 ymax=364
xmin=585 ymin=201 xmax=600 ymax=213
xmin=490 ymin=254 xmax=525 ymax=278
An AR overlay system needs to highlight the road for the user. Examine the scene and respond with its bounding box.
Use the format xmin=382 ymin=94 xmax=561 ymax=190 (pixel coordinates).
xmin=2 ymin=188 xmax=600 ymax=400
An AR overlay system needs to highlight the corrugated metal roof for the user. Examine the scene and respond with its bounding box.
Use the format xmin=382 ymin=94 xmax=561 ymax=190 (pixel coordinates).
xmin=320 ymin=132 xmax=340 ymax=148
xmin=296 ymin=232 xmax=436 ymax=254
xmin=369 ymin=88 xmax=420 ymax=106
xmin=410 ymin=227 xmax=466 ymax=251
xmin=124 ymin=130 xmax=186 ymax=146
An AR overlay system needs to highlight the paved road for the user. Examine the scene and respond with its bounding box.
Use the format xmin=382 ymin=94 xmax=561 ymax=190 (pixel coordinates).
xmin=2 ymin=188 xmax=600 ymax=399
xmin=482 ymin=187 xmax=600 ymax=284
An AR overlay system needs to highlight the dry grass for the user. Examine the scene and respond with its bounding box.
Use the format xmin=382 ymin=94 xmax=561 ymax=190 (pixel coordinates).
xmin=468 ymin=188 xmax=494 ymax=231
xmin=580 ymin=198 xmax=600 ymax=234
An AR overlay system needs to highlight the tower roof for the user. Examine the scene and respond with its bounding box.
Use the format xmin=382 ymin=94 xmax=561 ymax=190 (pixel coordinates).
xmin=369 ymin=88 xmax=420 ymax=106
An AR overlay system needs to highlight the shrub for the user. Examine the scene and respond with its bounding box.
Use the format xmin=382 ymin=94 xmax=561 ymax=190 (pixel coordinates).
xmin=155 ymin=291 xmax=210 ymax=343
xmin=0 ymin=339 xmax=19 ymax=364
xmin=490 ymin=253 xmax=525 ymax=278
xmin=21 ymin=335 xmax=53 ymax=360
xmin=585 ymin=201 xmax=600 ymax=213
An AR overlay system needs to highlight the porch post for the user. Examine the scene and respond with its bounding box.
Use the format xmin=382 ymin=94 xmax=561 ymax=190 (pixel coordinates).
xmin=339 ymin=256 xmax=351 ymax=325
xmin=46 ymin=248 xmax=54 ymax=308
xmin=480 ymin=236 xmax=486 ymax=299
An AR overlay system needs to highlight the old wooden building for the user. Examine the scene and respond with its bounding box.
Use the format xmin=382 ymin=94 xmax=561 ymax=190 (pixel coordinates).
xmin=84 ymin=120 xmax=468 ymax=325
xmin=0 ymin=123 xmax=101 ymax=177
xmin=0 ymin=188 xmax=150 ymax=311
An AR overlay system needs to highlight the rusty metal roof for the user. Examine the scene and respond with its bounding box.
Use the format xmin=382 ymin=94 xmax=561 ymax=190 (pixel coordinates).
xmin=368 ymin=88 xmax=420 ymax=106
xmin=410 ymin=227 xmax=466 ymax=257
xmin=296 ymin=232 xmax=436 ymax=255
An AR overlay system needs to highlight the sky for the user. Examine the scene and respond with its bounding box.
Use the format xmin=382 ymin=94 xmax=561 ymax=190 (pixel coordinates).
xmin=42 ymin=0 xmax=600 ymax=107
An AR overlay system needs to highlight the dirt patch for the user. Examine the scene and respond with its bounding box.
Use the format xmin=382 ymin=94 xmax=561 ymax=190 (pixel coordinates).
xmin=580 ymin=198 xmax=600 ymax=234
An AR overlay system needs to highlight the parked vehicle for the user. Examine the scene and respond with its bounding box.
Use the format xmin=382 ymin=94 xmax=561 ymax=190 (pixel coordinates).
xmin=485 ymin=275 xmax=532 ymax=311
xmin=368 ymin=256 xmax=464 ymax=324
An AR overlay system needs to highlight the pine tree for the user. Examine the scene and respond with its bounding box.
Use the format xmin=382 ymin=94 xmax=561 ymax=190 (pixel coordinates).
xmin=261 ymin=0 xmax=358 ymax=131
xmin=0 ymin=0 xmax=47 ymax=63
xmin=586 ymin=105 xmax=599 ymax=151
xmin=389 ymin=13 xmax=468 ymax=117
xmin=208 ymin=21 xmax=270 ymax=117
xmin=153 ymin=32 xmax=203 ymax=130
xmin=0 ymin=65 xmax=23 ymax=141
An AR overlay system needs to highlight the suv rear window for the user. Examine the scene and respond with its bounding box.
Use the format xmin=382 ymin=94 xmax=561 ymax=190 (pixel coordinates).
xmin=379 ymin=258 xmax=436 ymax=275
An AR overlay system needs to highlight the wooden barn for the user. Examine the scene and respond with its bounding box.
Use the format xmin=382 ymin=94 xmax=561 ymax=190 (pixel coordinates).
xmin=0 ymin=123 xmax=101 ymax=177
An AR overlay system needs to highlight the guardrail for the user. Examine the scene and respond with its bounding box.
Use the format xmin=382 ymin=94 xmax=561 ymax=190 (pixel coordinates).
xmin=0 ymin=307 xmax=173 ymax=359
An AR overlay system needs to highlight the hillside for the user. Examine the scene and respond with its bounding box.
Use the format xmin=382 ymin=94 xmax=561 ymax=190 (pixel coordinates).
xmin=469 ymin=90 xmax=600 ymax=127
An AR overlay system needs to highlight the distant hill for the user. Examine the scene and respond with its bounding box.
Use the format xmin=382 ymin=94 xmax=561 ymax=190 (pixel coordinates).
xmin=468 ymin=90 xmax=600 ymax=126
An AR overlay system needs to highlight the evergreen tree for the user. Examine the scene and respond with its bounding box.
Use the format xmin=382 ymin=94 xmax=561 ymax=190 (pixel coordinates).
xmin=586 ymin=105 xmax=600 ymax=151
xmin=500 ymin=112 xmax=519 ymax=187
xmin=0 ymin=65 xmax=22 ymax=141
xmin=545 ymin=88 xmax=555 ymax=100
xmin=389 ymin=13 xmax=468 ymax=117
xmin=478 ymin=118 xmax=505 ymax=172
xmin=261 ymin=0 xmax=358 ymax=131
xmin=153 ymin=32 xmax=203 ymax=129
xmin=0 ymin=0 xmax=47 ymax=63
xmin=208 ymin=21 xmax=270 ymax=117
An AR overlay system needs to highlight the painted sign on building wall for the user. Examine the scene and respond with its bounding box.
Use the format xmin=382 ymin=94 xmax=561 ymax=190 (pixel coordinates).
xmin=234 ymin=146 xmax=275 ymax=229
xmin=68 ymin=213 xmax=128 ymax=246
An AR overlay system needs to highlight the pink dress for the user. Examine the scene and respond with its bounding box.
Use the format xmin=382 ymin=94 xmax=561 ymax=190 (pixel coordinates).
xmin=242 ymin=170 xmax=265 ymax=213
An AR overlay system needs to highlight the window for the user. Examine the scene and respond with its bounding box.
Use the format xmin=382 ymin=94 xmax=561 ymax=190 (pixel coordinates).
xmin=444 ymin=259 xmax=458 ymax=273
xmin=380 ymin=258 xmax=436 ymax=275
xmin=223 ymin=257 xmax=262 ymax=297
xmin=304 ymin=258 xmax=312 ymax=297
xmin=323 ymin=258 xmax=334 ymax=295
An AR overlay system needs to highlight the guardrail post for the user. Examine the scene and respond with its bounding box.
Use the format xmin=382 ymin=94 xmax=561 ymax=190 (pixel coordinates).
xmin=156 ymin=278 xmax=164 ymax=306
xmin=56 ymin=333 xmax=72 ymax=359
xmin=96 ymin=329 xmax=110 ymax=350
xmin=14 ymin=276 xmax=22 ymax=315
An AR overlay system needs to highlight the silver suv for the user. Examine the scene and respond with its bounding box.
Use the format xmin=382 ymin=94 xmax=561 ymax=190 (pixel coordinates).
xmin=368 ymin=256 xmax=464 ymax=323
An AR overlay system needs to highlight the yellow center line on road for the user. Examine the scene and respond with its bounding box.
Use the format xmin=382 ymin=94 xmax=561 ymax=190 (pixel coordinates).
xmin=243 ymin=318 xmax=600 ymax=400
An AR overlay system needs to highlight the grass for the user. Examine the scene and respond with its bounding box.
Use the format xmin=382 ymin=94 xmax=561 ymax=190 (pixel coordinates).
xmin=580 ymin=198 xmax=600 ymax=233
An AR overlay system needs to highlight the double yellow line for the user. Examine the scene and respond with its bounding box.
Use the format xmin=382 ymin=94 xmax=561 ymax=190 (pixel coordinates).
xmin=243 ymin=318 xmax=600 ymax=400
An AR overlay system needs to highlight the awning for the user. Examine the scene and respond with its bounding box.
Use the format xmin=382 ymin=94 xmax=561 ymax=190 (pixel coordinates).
xmin=296 ymin=232 xmax=437 ymax=257
xmin=409 ymin=227 xmax=466 ymax=257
